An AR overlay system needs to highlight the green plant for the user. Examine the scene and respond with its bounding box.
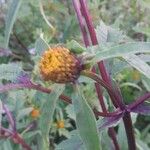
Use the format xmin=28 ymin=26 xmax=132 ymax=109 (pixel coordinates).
xmin=0 ymin=0 xmax=150 ymax=150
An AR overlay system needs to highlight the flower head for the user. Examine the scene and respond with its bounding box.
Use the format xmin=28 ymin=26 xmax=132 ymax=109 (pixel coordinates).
xmin=30 ymin=108 xmax=40 ymax=118
xmin=56 ymin=120 xmax=65 ymax=129
xmin=39 ymin=47 xmax=82 ymax=83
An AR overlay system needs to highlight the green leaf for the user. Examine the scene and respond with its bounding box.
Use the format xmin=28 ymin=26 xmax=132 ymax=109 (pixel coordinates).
xmin=3 ymin=139 xmax=13 ymax=150
xmin=35 ymin=34 xmax=49 ymax=55
xmin=91 ymin=42 xmax=150 ymax=63
xmin=56 ymin=130 xmax=85 ymax=150
xmin=95 ymin=21 xmax=108 ymax=43
xmin=4 ymin=0 xmax=23 ymax=48
xmin=67 ymin=40 xmax=86 ymax=54
xmin=96 ymin=20 xmax=128 ymax=43
xmin=16 ymin=107 xmax=33 ymax=121
xmin=120 ymin=82 xmax=142 ymax=91
xmin=65 ymin=104 xmax=76 ymax=120
xmin=136 ymin=139 xmax=150 ymax=150
xmin=124 ymin=54 xmax=150 ymax=79
xmin=142 ymin=76 xmax=150 ymax=91
xmin=0 ymin=63 xmax=23 ymax=81
xmin=72 ymin=85 xmax=101 ymax=150
xmin=39 ymin=84 xmax=65 ymax=150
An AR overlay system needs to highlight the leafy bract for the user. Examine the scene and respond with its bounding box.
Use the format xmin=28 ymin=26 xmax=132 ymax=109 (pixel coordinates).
xmin=72 ymin=85 xmax=101 ymax=150
xmin=39 ymin=84 xmax=65 ymax=150
xmin=4 ymin=0 xmax=23 ymax=48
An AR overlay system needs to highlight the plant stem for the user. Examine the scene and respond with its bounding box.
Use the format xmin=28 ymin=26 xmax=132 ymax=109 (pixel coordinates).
xmin=13 ymin=132 xmax=32 ymax=150
xmin=108 ymin=128 xmax=120 ymax=150
xmin=72 ymin=0 xmax=90 ymax=46
xmin=3 ymin=104 xmax=16 ymax=131
xmin=123 ymin=112 xmax=136 ymax=150
xmin=73 ymin=0 xmax=120 ymax=149
xmin=0 ymin=82 xmax=71 ymax=104
xmin=79 ymin=0 xmax=124 ymax=109
xmin=92 ymin=67 xmax=107 ymax=112
xmin=81 ymin=70 xmax=121 ymax=107
xmin=78 ymin=1 xmax=136 ymax=149
xmin=128 ymin=92 xmax=150 ymax=110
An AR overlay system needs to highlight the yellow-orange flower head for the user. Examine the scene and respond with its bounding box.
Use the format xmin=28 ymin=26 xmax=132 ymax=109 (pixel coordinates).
xmin=56 ymin=120 xmax=65 ymax=129
xmin=39 ymin=47 xmax=82 ymax=83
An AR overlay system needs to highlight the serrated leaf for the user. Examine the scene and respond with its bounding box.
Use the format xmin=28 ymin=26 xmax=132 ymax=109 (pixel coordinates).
xmin=124 ymin=54 xmax=150 ymax=79
xmin=4 ymin=0 xmax=23 ymax=48
xmin=91 ymin=42 xmax=150 ymax=63
xmin=72 ymin=85 xmax=101 ymax=150
xmin=39 ymin=84 xmax=65 ymax=150
xmin=96 ymin=21 xmax=127 ymax=43
xmin=96 ymin=20 xmax=108 ymax=43
xmin=0 ymin=63 xmax=23 ymax=81
xmin=107 ymin=27 xmax=126 ymax=42
xmin=35 ymin=35 xmax=49 ymax=55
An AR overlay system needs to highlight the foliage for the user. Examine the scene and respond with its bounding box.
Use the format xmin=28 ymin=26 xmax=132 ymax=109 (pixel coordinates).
xmin=0 ymin=0 xmax=150 ymax=150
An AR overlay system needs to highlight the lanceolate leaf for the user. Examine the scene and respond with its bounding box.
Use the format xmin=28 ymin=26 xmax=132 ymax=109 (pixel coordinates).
xmin=91 ymin=42 xmax=150 ymax=63
xmin=39 ymin=84 xmax=65 ymax=150
xmin=4 ymin=0 xmax=23 ymax=48
xmin=124 ymin=54 xmax=150 ymax=79
xmin=72 ymin=85 xmax=101 ymax=150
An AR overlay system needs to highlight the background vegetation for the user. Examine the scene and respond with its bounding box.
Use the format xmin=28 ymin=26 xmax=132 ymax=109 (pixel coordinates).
xmin=0 ymin=0 xmax=150 ymax=149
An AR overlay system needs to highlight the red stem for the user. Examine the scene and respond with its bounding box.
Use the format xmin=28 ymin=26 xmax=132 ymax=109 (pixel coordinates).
xmin=123 ymin=112 xmax=136 ymax=150
xmin=13 ymin=133 xmax=32 ymax=150
xmin=128 ymin=92 xmax=150 ymax=110
xmin=72 ymin=0 xmax=90 ymax=46
xmin=92 ymin=67 xmax=107 ymax=112
xmin=78 ymin=1 xmax=136 ymax=149
xmin=73 ymin=0 xmax=120 ymax=149
xmin=0 ymin=83 xmax=71 ymax=104
xmin=79 ymin=0 xmax=124 ymax=109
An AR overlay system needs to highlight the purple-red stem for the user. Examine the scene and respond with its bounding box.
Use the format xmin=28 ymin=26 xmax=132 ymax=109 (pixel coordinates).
xmin=0 ymin=127 xmax=31 ymax=150
xmin=0 ymin=82 xmax=122 ymax=118
xmin=80 ymin=0 xmax=136 ymax=150
xmin=3 ymin=104 xmax=16 ymax=131
xmin=92 ymin=67 xmax=107 ymax=112
xmin=79 ymin=0 xmax=124 ymax=109
xmin=77 ymin=0 xmax=136 ymax=150
xmin=13 ymin=132 xmax=32 ymax=150
xmin=72 ymin=0 xmax=90 ymax=46
xmin=0 ymin=82 xmax=71 ymax=104
xmin=128 ymin=92 xmax=150 ymax=110
xmin=73 ymin=0 xmax=120 ymax=149
xmin=123 ymin=112 xmax=136 ymax=150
